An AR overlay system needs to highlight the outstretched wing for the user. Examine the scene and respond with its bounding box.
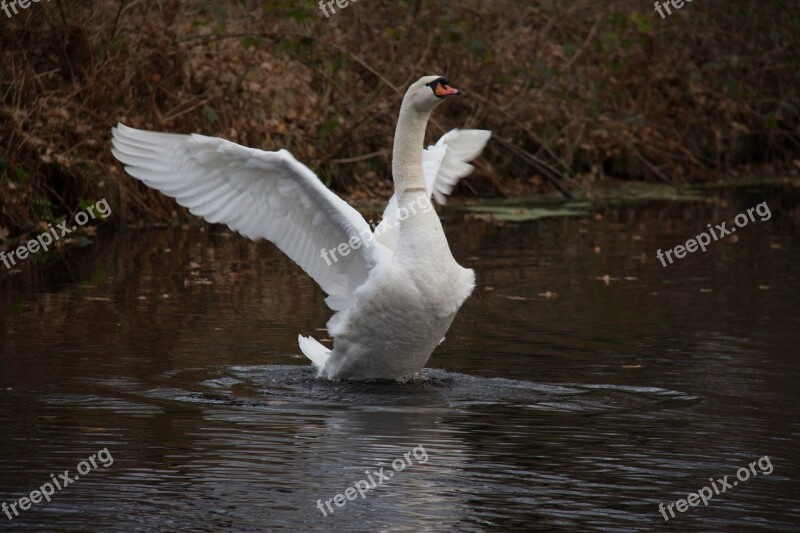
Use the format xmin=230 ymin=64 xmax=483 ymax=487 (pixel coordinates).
xmin=111 ymin=123 xmax=389 ymax=311
xmin=374 ymin=129 xmax=491 ymax=249
xmin=422 ymin=129 xmax=492 ymax=205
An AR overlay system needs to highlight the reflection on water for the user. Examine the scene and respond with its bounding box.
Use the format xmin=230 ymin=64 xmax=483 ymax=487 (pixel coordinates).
xmin=1 ymin=187 xmax=798 ymax=531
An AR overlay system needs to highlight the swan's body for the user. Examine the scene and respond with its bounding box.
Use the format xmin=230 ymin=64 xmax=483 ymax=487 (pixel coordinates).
xmin=111 ymin=75 xmax=490 ymax=380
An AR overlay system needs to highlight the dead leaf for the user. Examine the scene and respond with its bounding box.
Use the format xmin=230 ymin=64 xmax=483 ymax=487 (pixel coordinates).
xmin=596 ymin=275 xmax=617 ymax=286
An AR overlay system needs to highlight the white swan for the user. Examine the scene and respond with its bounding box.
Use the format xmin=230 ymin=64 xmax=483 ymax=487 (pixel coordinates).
xmin=111 ymin=75 xmax=491 ymax=380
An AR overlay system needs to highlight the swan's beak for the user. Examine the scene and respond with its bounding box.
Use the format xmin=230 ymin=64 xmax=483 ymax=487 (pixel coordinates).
xmin=434 ymin=82 xmax=462 ymax=98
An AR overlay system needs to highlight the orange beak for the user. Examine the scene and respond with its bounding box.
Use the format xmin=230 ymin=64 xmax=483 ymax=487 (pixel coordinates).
xmin=434 ymin=82 xmax=462 ymax=97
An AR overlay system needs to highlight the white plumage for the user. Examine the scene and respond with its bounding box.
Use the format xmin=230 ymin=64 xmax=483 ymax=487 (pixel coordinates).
xmin=111 ymin=75 xmax=490 ymax=380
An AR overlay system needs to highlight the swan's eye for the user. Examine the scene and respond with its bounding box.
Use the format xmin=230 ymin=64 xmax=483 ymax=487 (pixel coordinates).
xmin=427 ymin=78 xmax=462 ymax=98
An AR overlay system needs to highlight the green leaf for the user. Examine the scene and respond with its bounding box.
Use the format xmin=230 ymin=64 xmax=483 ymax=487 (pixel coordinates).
xmin=202 ymin=106 xmax=219 ymax=124
xmin=103 ymin=35 xmax=126 ymax=54
xmin=629 ymin=11 xmax=652 ymax=34
xmin=241 ymin=36 xmax=263 ymax=50
xmin=14 ymin=167 xmax=29 ymax=183
xmin=563 ymin=42 xmax=579 ymax=56
xmin=31 ymin=195 xmax=55 ymax=222
xmin=535 ymin=59 xmax=554 ymax=81
xmin=331 ymin=54 xmax=348 ymax=72
xmin=318 ymin=115 xmax=339 ymax=145
xmin=468 ymin=37 xmax=491 ymax=60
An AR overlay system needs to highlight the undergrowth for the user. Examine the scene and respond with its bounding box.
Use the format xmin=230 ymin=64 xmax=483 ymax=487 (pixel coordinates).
xmin=0 ymin=0 xmax=798 ymax=235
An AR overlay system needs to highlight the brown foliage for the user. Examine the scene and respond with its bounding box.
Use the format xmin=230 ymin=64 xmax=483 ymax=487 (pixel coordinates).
xmin=0 ymin=0 xmax=798 ymax=235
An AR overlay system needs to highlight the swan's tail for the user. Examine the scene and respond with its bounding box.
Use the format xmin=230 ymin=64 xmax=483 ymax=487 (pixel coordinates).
xmin=298 ymin=335 xmax=331 ymax=376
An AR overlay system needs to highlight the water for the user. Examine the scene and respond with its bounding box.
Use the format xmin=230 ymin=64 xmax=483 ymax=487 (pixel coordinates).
xmin=1 ymin=186 xmax=798 ymax=531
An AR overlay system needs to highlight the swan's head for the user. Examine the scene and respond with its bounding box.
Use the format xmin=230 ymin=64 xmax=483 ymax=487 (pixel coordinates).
xmin=404 ymin=75 xmax=462 ymax=112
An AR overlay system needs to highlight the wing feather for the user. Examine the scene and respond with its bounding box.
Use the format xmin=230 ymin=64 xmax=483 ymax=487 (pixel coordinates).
xmin=111 ymin=123 xmax=389 ymax=310
xmin=374 ymin=128 xmax=491 ymax=249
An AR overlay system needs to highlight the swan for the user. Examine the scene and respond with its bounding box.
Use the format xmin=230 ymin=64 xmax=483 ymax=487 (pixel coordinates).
xmin=111 ymin=75 xmax=491 ymax=380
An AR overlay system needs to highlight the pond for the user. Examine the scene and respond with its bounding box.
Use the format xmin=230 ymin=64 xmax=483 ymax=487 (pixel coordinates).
xmin=1 ymin=184 xmax=798 ymax=531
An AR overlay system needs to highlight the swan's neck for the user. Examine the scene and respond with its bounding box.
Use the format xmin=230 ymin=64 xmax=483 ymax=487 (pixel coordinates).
xmin=391 ymin=98 xmax=455 ymax=264
xmin=392 ymin=100 xmax=431 ymax=194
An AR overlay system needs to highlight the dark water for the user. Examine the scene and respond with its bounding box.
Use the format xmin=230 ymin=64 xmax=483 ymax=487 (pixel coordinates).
xmin=1 ymin=186 xmax=798 ymax=532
